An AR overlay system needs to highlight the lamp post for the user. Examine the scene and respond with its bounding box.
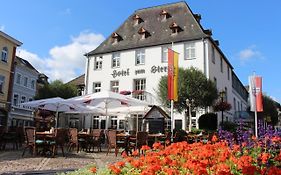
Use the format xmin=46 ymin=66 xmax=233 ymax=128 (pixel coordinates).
xmin=186 ymin=99 xmax=194 ymax=132
xmin=219 ymin=90 xmax=226 ymax=126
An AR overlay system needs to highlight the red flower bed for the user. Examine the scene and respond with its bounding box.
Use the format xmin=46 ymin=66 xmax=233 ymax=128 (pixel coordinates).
xmin=94 ymin=135 xmax=281 ymax=175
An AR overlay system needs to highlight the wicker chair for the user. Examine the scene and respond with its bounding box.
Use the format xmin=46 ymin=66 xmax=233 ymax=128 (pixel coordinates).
xmin=50 ymin=128 xmax=66 ymax=157
xmin=106 ymin=130 xmax=126 ymax=156
xmin=22 ymin=127 xmax=44 ymax=157
xmin=68 ymin=128 xmax=79 ymax=152
xmin=89 ymin=129 xmax=102 ymax=152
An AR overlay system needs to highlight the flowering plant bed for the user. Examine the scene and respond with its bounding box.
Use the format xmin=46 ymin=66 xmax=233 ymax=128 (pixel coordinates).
xmin=67 ymin=134 xmax=280 ymax=175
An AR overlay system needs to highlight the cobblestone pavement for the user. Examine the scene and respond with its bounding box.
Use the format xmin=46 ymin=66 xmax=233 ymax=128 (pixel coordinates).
xmin=0 ymin=146 xmax=123 ymax=174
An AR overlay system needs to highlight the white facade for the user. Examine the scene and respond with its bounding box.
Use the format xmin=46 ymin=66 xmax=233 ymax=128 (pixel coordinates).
xmin=85 ymin=39 xmax=248 ymax=130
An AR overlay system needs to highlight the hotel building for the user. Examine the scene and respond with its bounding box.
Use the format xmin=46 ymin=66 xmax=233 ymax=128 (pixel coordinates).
xmin=84 ymin=2 xmax=248 ymax=130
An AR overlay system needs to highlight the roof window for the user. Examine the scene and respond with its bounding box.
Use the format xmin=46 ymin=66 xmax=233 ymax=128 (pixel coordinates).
xmin=133 ymin=14 xmax=143 ymax=25
xmin=169 ymin=22 xmax=183 ymax=34
xmin=138 ymin=27 xmax=150 ymax=39
xmin=160 ymin=10 xmax=171 ymax=21
xmin=111 ymin=32 xmax=122 ymax=44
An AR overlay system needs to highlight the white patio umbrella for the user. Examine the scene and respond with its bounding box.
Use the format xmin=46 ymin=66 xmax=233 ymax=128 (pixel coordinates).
xmin=21 ymin=97 xmax=91 ymax=127
xmin=65 ymin=90 xmax=152 ymax=129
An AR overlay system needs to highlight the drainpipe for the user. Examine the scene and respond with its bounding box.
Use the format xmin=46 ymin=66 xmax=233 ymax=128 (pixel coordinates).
xmin=85 ymin=53 xmax=91 ymax=95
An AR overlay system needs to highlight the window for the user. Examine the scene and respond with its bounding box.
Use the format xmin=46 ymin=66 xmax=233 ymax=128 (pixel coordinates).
xmin=184 ymin=42 xmax=196 ymax=60
xmin=13 ymin=94 xmax=19 ymax=106
xmin=110 ymin=81 xmax=119 ymax=93
xmin=31 ymin=79 xmax=35 ymax=89
xmin=233 ymin=98 xmax=236 ymax=111
xmin=21 ymin=96 xmax=26 ymax=104
xmin=93 ymin=82 xmax=101 ymax=93
xmin=94 ymin=56 xmax=103 ymax=70
xmin=119 ymin=120 xmax=125 ymax=129
xmin=214 ymin=77 xmax=217 ymax=89
xmin=93 ymin=116 xmax=99 ymax=129
xmin=29 ymin=98 xmax=33 ymax=102
xmin=110 ymin=116 xmax=117 ymax=129
xmin=24 ymin=77 xmax=28 ymax=87
xmin=1 ymin=47 xmax=8 ymax=62
xmin=161 ymin=45 xmax=171 ymax=63
xmin=16 ymin=74 xmax=21 ymax=84
xmin=135 ymin=49 xmax=145 ymax=65
xmin=133 ymin=78 xmax=146 ymax=100
xmin=227 ymin=66 xmax=230 ymax=80
xmin=225 ymin=87 xmax=228 ymax=101
xmin=220 ymin=57 xmax=223 ymax=73
xmin=211 ymin=46 xmax=215 ymax=63
xmin=0 ymin=75 xmax=5 ymax=93
xmin=112 ymin=53 xmax=120 ymax=68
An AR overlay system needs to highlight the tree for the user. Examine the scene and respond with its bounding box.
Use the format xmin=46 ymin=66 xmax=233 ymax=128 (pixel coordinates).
xmin=35 ymin=80 xmax=78 ymax=100
xmin=262 ymin=95 xmax=279 ymax=125
xmin=157 ymin=67 xmax=218 ymax=113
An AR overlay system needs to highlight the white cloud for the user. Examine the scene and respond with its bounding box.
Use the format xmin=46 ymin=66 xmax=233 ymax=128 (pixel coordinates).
xmin=238 ymin=45 xmax=264 ymax=64
xmin=17 ymin=31 xmax=105 ymax=82
xmin=0 ymin=25 xmax=5 ymax=31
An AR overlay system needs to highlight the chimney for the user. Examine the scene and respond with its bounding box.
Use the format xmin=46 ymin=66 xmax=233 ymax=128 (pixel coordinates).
xmin=214 ymin=40 xmax=220 ymax=46
xmin=194 ymin=14 xmax=201 ymax=22
xmin=204 ymin=29 xmax=212 ymax=36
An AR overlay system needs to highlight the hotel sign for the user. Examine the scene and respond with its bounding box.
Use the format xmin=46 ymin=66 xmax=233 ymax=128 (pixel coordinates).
xmin=111 ymin=65 xmax=168 ymax=78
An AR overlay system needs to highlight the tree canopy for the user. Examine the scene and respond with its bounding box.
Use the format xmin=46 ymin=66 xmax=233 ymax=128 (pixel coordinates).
xmin=35 ymin=80 xmax=78 ymax=100
xmin=262 ymin=95 xmax=279 ymax=125
xmin=157 ymin=67 xmax=218 ymax=113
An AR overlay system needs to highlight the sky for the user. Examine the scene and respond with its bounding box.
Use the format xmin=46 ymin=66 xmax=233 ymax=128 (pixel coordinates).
xmin=1 ymin=0 xmax=280 ymax=103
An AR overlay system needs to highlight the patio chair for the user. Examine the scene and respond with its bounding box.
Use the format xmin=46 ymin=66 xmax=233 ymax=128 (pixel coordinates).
xmin=1 ymin=127 xmax=19 ymax=150
xmin=159 ymin=132 xmax=171 ymax=147
xmin=106 ymin=130 xmax=126 ymax=156
xmin=89 ymin=129 xmax=102 ymax=152
xmin=0 ymin=126 xmax=6 ymax=150
xmin=130 ymin=131 xmax=148 ymax=153
xmin=50 ymin=128 xmax=66 ymax=157
xmin=68 ymin=128 xmax=79 ymax=152
xmin=22 ymin=127 xmax=44 ymax=157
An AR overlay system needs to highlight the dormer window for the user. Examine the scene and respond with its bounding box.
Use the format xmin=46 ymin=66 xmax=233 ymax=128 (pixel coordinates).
xmin=160 ymin=10 xmax=171 ymax=21
xmin=138 ymin=27 xmax=150 ymax=39
xmin=111 ymin=32 xmax=122 ymax=44
xmin=169 ymin=22 xmax=182 ymax=34
xmin=133 ymin=14 xmax=143 ymax=25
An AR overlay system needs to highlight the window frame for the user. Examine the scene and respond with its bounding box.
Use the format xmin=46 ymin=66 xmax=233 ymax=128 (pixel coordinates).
xmin=161 ymin=45 xmax=171 ymax=63
xmin=23 ymin=76 xmax=28 ymax=87
xmin=184 ymin=42 xmax=196 ymax=60
xmin=16 ymin=73 xmax=21 ymax=84
xmin=211 ymin=46 xmax=215 ymax=64
xmin=110 ymin=80 xmax=119 ymax=93
xmin=112 ymin=52 xmax=120 ymax=68
xmin=133 ymin=78 xmax=146 ymax=100
xmin=94 ymin=56 xmax=103 ymax=70
xmin=21 ymin=95 xmax=26 ymax=104
xmin=0 ymin=75 xmax=5 ymax=93
xmin=135 ymin=49 xmax=145 ymax=65
xmin=31 ymin=79 xmax=35 ymax=89
xmin=93 ymin=82 xmax=101 ymax=93
xmin=13 ymin=93 xmax=19 ymax=106
xmin=1 ymin=47 xmax=8 ymax=63
xmin=220 ymin=57 xmax=224 ymax=73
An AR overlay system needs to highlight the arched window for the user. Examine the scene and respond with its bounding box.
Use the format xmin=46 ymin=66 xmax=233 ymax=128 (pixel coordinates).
xmin=1 ymin=47 xmax=8 ymax=62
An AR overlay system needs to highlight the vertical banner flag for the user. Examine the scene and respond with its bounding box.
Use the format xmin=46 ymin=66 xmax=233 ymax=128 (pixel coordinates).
xmin=249 ymin=75 xmax=263 ymax=112
xmin=168 ymin=48 xmax=179 ymax=101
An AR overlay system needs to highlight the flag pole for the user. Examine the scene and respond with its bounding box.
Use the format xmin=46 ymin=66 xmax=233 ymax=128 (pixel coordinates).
xmin=171 ymin=100 xmax=174 ymax=142
xmin=253 ymin=72 xmax=258 ymax=138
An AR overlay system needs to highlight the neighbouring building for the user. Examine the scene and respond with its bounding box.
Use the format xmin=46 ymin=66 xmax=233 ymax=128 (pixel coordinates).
xmin=0 ymin=31 xmax=22 ymax=126
xmin=66 ymin=74 xmax=85 ymax=96
xmin=84 ymin=2 xmax=248 ymax=130
xmin=8 ymin=56 xmax=39 ymax=127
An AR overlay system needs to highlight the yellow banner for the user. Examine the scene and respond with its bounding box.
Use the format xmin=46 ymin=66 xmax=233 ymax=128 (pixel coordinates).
xmin=173 ymin=52 xmax=179 ymax=101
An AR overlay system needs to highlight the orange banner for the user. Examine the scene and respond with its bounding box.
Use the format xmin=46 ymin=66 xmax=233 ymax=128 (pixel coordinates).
xmin=167 ymin=49 xmax=179 ymax=101
xmin=255 ymin=76 xmax=263 ymax=112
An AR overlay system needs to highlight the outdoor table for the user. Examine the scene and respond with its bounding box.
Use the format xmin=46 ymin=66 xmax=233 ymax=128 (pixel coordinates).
xmin=36 ymin=131 xmax=55 ymax=156
xmin=148 ymin=133 xmax=165 ymax=142
xmin=117 ymin=133 xmax=132 ymax=155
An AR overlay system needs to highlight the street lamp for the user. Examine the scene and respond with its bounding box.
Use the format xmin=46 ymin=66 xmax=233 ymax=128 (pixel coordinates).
xmin=186 ymin=99 xmax=194 ymax=132
xmin=219 ymin=90 xmax=226 ymax=125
